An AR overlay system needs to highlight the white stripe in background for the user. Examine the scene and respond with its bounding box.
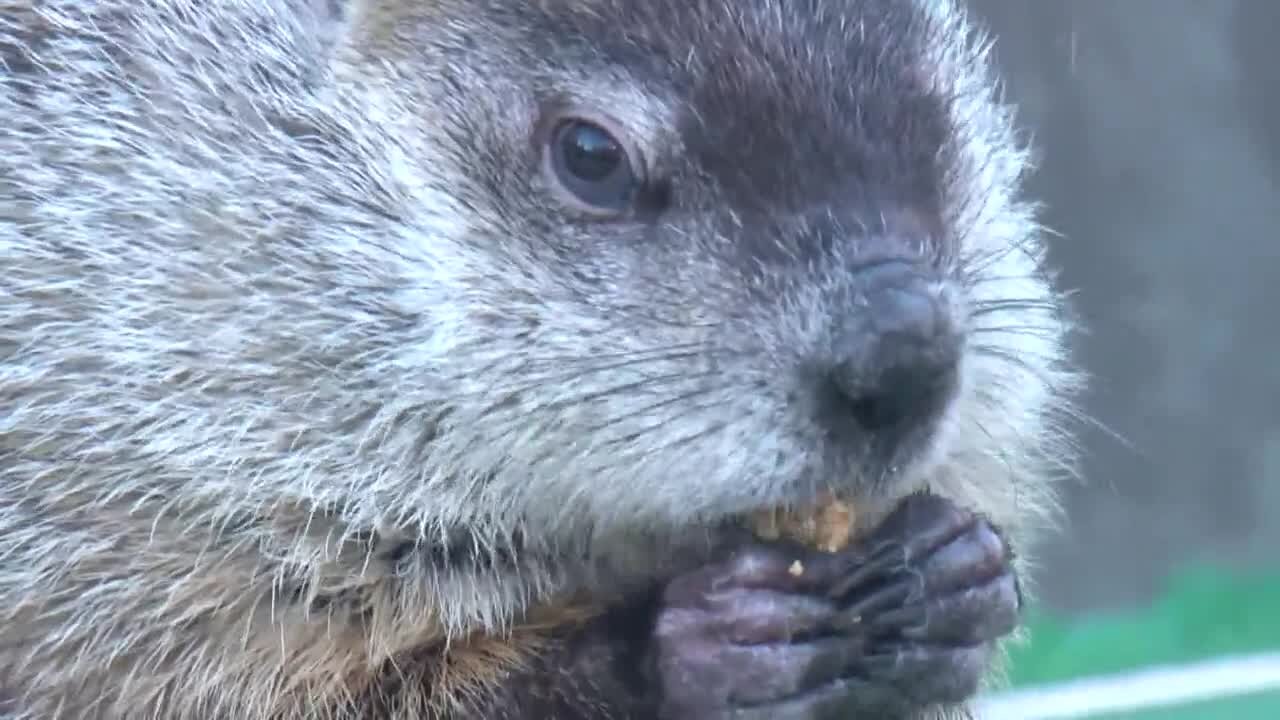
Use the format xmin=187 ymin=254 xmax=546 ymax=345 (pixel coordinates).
xmin=975 ymin=651 xmax=1280 ymax=719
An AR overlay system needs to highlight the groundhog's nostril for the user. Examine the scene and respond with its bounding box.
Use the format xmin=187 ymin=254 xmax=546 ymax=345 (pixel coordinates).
xmin=820 ymin=265 xmax=960 ymax=441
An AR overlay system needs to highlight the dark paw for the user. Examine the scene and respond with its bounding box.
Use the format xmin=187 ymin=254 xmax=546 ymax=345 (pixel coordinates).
xmin=651 ymin=493 xmax=1020 ymax=719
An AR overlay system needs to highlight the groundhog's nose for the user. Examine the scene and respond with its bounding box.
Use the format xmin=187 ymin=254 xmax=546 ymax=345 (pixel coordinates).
xmin=818 ymin=261 xmax=961 ymax=445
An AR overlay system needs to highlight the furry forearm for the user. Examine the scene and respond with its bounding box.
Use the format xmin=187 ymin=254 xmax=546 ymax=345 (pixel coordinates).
xmin=454 ymin=593 xmax=662 ymax=720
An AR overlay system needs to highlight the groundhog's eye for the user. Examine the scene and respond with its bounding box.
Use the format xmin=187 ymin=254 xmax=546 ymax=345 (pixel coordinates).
xmin=543 ymin=117 xmax=640 ymax=216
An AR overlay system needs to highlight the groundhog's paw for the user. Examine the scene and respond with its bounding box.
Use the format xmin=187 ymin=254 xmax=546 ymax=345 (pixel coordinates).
xmin=832 ymin=492 xmax=1020 ymax=708
xmin=650 ymin=541 xmax=865 ymax=719
xmin=650 ymin=493 xmax=1019 ymax=719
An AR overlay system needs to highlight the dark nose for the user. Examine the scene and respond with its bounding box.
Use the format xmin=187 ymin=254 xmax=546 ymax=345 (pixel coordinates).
xmin=819 ymin=262 xmax=960 ymax=443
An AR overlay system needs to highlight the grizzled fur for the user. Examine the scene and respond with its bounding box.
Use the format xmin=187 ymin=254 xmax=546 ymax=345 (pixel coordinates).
xmin=0 ymin=0 xmax=1081 ymax=718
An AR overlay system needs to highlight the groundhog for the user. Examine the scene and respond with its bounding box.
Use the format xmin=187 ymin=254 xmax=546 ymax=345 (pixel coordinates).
xmin=0 ymin=1 xmax=1082 ymax=718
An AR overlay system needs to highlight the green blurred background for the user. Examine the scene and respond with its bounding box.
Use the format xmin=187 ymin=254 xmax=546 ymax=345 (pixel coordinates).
xmin=968 ymin=1 xmax=1280 ymax=715
xmin=1008 ymin=569 xmax=1280 ymax=688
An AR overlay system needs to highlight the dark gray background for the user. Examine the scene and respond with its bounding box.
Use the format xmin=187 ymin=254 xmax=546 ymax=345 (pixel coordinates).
xmin=968 ymin=0 xmax=1280 ymax=613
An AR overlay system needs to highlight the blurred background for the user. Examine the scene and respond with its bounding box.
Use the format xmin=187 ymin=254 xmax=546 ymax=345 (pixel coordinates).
xmin=967 ymin=1 xmax=1280 ymax=716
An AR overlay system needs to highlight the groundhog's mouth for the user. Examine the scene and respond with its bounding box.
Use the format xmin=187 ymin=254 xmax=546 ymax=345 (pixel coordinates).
xmin=746 ymin=493 xmax=858 ymax=553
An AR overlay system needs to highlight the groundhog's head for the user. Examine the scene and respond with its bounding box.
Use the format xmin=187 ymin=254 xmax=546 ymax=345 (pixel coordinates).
xmin=308 ymin=0 xmax=1079 ymax=539
xmin=312 ymin=0 xmax=1080 ymax=535
xmin=2 ymin=0 xmax=1078 ymax=552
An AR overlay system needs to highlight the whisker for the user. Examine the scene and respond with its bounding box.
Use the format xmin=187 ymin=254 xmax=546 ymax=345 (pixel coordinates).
xmin=968 ymin=325 xmax=1063 ymax=340
xmin=643 ymin=419 xmax=732 ymax=462
xmin=955 ymin=234 xmax=1045 ymax=280
xmin=968 ymin=412 xmax=1021 ymax=488
xmin=966 ymin=343 xmax=1125 ymax=474
xmin=448 ymin=347 xmax=715 ymax=404
xmin=474 ymin=372 xmax=723 ymax=467
xmin=584 ymin=379 xmax=725 ymax=440
xmin=531 ymin=369 xmax=719 ymax=421
xmin=968 ymin=343 xmax=1067 ymax=388
xmin=505 ymin=341 xmax=709 ymax=370
xmin=967 ymin=298 xmax=1066 ymax=317
xmin=963 ymin=272 xmax=1053 ymax=287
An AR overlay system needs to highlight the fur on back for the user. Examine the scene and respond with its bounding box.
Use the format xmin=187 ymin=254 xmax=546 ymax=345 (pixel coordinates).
xmin=0 ymin=0 xmax=1081 ymax=718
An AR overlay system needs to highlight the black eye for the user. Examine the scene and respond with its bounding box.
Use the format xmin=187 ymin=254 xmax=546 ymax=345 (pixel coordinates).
xmin=544 ymin=117 xmax=640 ymax=216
